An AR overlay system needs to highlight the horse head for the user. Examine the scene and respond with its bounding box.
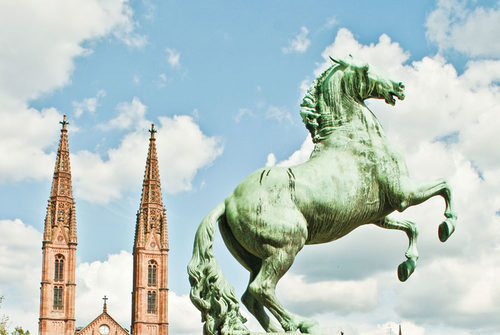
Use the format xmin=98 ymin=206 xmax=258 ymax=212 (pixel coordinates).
xmin=301 ymin=56 xmax=406 ymax=142
xmin=330 ymin=56 xmax=405 ymax=106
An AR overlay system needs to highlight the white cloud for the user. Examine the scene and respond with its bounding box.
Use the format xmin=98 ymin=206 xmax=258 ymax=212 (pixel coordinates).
xmin=426 ymin=0 xmax=500 ymax=57
xmin=322 ymin=16 xmax=338 ymax=31
xmin=276 ymin=135 xmax=314 ymax=167
xmin=99 ymin=97 xmax=148 ymax=130
xmin=0 ymin=102 xmax=60 ymax=183
xmin=74 ymin=101 xmax=223 ymax=203
xmin=73 ymin=90 xmax=106 ymax=118
xmin=234 ymin=108 xmax=254 ymax=123
xmin=0 ymin=219 xmax=41 ymax=288
xmin=76 ymin=251 xmax=132 ymax=328
xmin=298 ymin=77 xmax=312 ymax=104
xmin=461 ymin=59 xmax=500 ymax=88
xmin=265 ymin=105 xmax=294 ymax=124
xmin=317 ymin=320 xmax=425 ymax=335
xmin=265 ymin=153 xmax=276 ymax=167
xmin=158 ymin=73 xmax=168 ymax=87
xmin=266 ymin=135 xmax=314 ymax=168
xmin=277 ymin=274 xmax=378 ymax=316
xmin=166 ymin=48 xmax=181 ymax=67
xmin=0 ymin=0 xmax=144 ymax=184
xmin=142 ymin=0 xmax=157 ymax=21
xmin=0 ymin=219 xmax=41 ymax=333
xmin=398 ymin=254 xmax=500 ymax=330
xmin=0 ymin=0 xmax=143 ymax=102
xmin=169 ymin=292 xmax=203 ymax=335
xmin=316 ymin=28 xmax=410 ymax=77
xmin=282 ymin=26 xmax=311 ymax=54
xmin=156 ymin=115 xmax=224 ymax=194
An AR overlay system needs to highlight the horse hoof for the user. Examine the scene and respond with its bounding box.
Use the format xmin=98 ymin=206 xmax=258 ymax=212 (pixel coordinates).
xmin=438 ymin=220 xmax=455 ymax=242
xmin=398 ymin=259 xmax=416 ymax=282
xmin=298 ymin=319 xmax=322 ymax=334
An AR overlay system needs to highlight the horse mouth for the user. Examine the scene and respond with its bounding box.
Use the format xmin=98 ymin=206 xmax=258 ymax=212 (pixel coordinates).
xmin=386 ymin=91 xmax=405 ymax=105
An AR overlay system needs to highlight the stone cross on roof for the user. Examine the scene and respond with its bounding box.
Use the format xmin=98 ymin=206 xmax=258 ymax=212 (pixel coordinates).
xmin=103 ymin=295 xmax=108 ymax=313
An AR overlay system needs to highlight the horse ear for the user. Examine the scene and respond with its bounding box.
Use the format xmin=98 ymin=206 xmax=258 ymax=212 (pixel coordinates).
xmin=329 ymin=57 xmax=347 ymax=67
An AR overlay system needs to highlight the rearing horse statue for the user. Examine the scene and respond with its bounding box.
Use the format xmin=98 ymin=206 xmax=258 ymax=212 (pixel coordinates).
xmin=188 ymin=56 xmax=457 ymax=335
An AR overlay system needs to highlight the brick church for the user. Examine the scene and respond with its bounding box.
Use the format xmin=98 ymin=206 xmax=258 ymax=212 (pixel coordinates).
xmin=38 ymin=116 xmax=169 ymax=335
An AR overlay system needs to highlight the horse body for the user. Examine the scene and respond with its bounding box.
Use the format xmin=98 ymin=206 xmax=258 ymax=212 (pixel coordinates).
xmin=188 ymin=57 xmax=457 ymax=335
xmin=226 ymin=149 xmax=383 ymax=249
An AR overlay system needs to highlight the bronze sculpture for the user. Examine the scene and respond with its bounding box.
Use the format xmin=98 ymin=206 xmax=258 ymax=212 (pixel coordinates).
xmin=188 ymin=56 xmax=457 ymax=335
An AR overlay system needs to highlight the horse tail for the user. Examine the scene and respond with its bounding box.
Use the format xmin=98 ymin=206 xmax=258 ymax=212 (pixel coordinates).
xmin=187 ymin=202 xmax=248 ymax=335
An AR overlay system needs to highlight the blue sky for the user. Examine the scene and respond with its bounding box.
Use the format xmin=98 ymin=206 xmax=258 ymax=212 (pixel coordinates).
xmin=1 ymin=1 xmax=500 ymax=334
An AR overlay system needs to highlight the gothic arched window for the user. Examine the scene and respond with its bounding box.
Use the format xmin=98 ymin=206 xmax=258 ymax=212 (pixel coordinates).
xmin=54 ymin=255 xmax=64 ymax=282
xmin=57 ymin=209 xmax=65 ymax=223
xmin=147 ymin=291 xmax=157 ymax=314
xmin=148 ymin=260 xmax=157 ymax=287
xmin=53 ymin=286 xmax=63 ymax=310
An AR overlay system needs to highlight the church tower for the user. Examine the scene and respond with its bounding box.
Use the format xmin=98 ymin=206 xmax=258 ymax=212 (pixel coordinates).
xmin=131 ymin=124 xmax=169 ymax=335
xmin=39 ymin=115 xmax=77 ymax=335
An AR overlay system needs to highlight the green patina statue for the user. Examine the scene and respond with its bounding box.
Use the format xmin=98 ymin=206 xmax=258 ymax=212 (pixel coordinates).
xmin=188 ymin=56 xmax=457 ymax=335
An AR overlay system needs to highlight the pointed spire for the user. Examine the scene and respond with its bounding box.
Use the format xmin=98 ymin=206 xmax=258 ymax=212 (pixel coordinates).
xmin=131 ymin=124 xmax=169 ymax=335
xmin=69 ymin=203 xmax=77 ymax=243
xmin=44 ymin=115 xmax=76 ymax=243
xmin=51 ymin=115 xmax=73 ymax=197
xmin=135 ymin=123 xmax=165 ymax=248
xmin=134 ymin=209 xmax=145 ymax=248
xmin=160 ymin=207 xmax=168 ymax=249
xmin=140 ymin=124 xmax=162 ymax=207
xmin=43 ymin=201 xmax=53 ymax=241
xmin=39 ymin=115 xmax=77 ymax=335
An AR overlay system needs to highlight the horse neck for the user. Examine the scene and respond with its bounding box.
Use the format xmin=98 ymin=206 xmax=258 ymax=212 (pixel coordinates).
xmin=317 ymin=84 xmax=386 ymax=145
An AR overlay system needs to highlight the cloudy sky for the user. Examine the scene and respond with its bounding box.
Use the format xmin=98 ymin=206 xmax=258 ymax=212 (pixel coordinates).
xmin=0 ymin=0 xmax=499 ymax=334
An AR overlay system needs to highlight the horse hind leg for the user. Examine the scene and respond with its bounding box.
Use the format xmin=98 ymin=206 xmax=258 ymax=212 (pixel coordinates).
xmin=218 ymin=216 xmax=281 ymax=332
xmin=375 ymin=216 xmax=418 ymax=282
xmin=248 ymin=247 xmax=321 ymax=334
xmin=396 ymin=178 xmax=457 ymax=242
xmin=241 ymin=272 xmax=282 ymax=333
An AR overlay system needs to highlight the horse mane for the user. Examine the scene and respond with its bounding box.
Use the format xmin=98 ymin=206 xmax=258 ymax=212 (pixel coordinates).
xmin=300 ymin=60 xmax=384 ymax=143
xmin=300 ymin=63 xmax=341 ymax=143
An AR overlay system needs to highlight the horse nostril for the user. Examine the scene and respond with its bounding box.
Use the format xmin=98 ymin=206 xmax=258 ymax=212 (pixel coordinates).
xmin=399 ymin=82 xmax=405 ymax=89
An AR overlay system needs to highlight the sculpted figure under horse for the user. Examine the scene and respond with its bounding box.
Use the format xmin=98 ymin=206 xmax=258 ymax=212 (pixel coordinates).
xmin=188 ymin=57 xmax=457 ymax=335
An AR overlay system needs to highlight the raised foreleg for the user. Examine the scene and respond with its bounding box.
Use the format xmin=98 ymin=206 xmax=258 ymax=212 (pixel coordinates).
xmin=375 ymin=216 xmax=418 ymax=282
xmin=395 ymin=178 xmax=457 ymax=242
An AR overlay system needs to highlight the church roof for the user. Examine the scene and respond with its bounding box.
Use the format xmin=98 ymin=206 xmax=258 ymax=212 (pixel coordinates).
xmin=76 ymin=297 xmax=129 ymax=335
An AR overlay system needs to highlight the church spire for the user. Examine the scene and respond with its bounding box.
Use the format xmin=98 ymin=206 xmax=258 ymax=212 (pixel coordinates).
xmin=131 ymin=124 xmax=169 ymax=335
xmin=39 ymin=115 xmax=77 ymax=335
xmin=44 ymin=114 xmax=76 ymax=241
xmin=134 ymin=124 xmax=167 ymax=248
